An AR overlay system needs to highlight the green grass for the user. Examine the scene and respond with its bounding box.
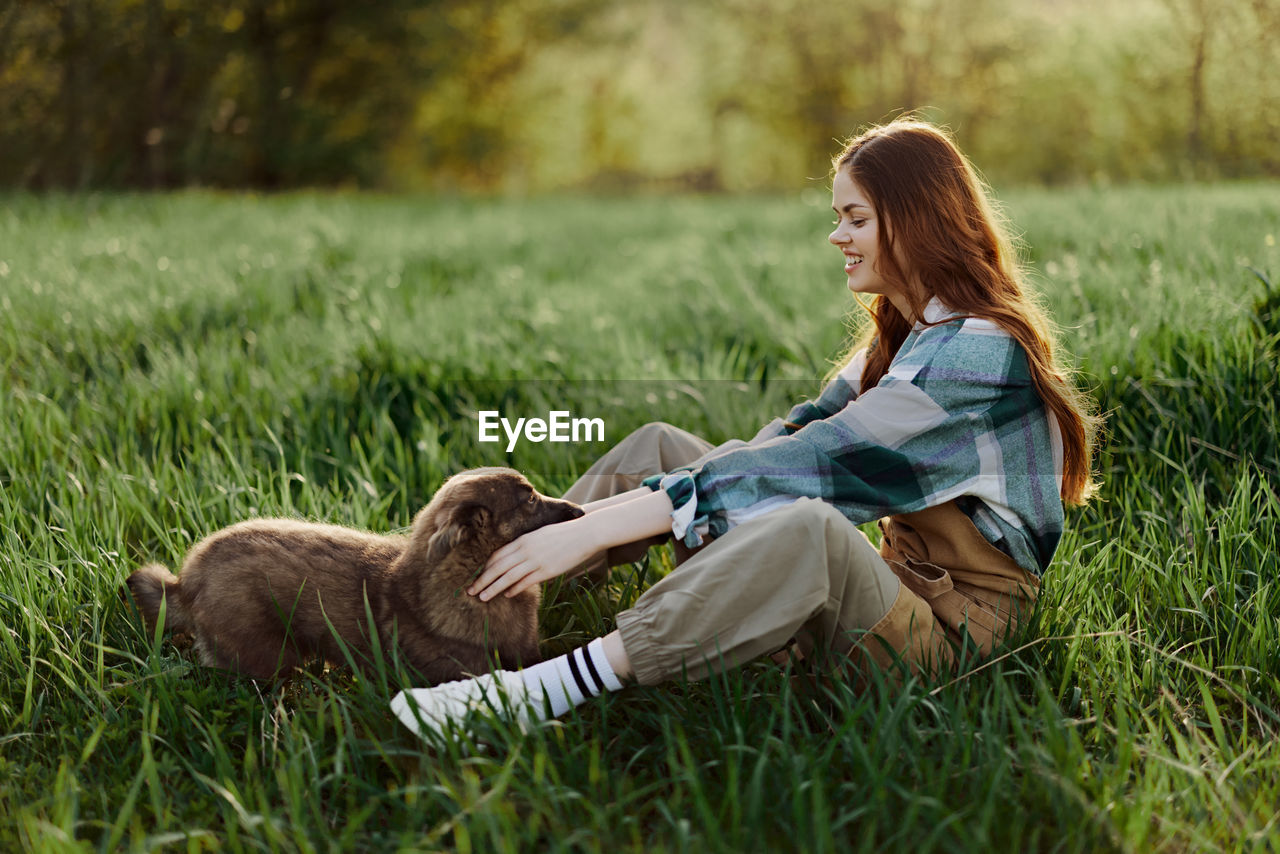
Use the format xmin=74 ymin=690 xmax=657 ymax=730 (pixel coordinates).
xmin=1 ymin=183 xmax=1278 ymax=852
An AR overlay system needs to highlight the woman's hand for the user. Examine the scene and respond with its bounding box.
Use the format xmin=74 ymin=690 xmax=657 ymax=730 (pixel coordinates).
xmin=469 ymin=487 xmax=676 ymax=601
xmin=469 ymin=516 xmax=602 ymax=601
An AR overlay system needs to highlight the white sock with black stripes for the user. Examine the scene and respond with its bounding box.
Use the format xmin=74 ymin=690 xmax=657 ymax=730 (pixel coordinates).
xmin=389 ymin=637 xmax=627 ymax=739
xmin=520 ymin=637 xmax=626 ymax=717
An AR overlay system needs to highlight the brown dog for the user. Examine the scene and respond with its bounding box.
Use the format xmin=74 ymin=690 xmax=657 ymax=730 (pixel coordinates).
xmin=125 ymin=468 xmax=582 ymax=682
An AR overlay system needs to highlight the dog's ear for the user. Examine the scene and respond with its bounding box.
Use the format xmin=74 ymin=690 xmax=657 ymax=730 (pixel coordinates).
xmin=423 ymin=501 xmax=492 ymax=565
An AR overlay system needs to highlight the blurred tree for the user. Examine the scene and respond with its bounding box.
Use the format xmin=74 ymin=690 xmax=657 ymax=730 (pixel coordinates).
xmin=388 ymin=0 xmax=605 ymax=189
xmin=1162 ymin=0 xmax=1219 ymax=173
xmin=0 ymin=0 xmax=473 ymax=188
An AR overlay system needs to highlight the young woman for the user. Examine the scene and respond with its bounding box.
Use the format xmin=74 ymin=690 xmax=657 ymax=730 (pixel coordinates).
xmin=392 ymin=118 xmax=1100 ymax=737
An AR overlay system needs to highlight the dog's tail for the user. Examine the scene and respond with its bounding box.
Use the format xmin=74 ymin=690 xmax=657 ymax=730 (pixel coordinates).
xmin=125 ymin=564 xmax=191 ymax=636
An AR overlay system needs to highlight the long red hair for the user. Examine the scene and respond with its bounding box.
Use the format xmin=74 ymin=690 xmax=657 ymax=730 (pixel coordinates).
xmin=833 ymin=118 xmax=1101 ymax=505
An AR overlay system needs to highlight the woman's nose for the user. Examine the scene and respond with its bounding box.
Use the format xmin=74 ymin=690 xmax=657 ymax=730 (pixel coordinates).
xmin=828 ymin=226 xmax=845 ymax=245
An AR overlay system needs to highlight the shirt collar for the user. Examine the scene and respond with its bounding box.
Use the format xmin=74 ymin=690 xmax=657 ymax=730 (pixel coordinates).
xmin=915 ymin=296 xmax=964 ymax=328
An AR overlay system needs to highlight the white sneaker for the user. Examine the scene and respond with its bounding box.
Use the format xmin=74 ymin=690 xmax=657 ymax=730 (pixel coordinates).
xmin=390 ymin=670 xmax=546 ymax=739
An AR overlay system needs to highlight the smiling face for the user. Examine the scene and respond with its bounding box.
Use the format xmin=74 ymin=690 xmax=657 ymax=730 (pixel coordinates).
xmin=828 ymin=170 xmax=915 ymax=321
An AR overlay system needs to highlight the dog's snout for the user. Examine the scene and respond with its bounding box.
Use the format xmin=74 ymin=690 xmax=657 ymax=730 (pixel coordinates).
xmin=535 ymin=496 xmax=583 ymax=524
xmin=554 ymin=498 xmax=584 ymax=521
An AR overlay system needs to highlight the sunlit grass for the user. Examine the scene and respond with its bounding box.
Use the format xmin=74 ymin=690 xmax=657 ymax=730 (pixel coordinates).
xmin=1 ymin=184 xmax=1278 ymax=851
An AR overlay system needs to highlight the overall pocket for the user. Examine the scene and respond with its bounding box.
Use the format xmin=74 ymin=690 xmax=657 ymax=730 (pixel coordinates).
xmin=888 ymin=558 xmax=1003 ymax=655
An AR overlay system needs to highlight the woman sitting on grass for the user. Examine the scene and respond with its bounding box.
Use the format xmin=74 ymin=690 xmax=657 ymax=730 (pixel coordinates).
xmin=392 ymin=118 xmax=1101 ymax=737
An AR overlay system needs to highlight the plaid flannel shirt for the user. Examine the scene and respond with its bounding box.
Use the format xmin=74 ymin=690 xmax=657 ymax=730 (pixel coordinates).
xmin=644 ymin=299 xmax=1065 ymax=577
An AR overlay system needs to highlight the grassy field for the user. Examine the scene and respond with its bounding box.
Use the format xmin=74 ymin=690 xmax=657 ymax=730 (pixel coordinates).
xmin=1 ymin=183 xmax=1278 ymax=852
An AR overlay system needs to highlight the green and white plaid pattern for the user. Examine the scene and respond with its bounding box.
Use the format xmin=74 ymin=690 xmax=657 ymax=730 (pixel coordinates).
xmin=645 ymin=300 xmax=1065 ymax=576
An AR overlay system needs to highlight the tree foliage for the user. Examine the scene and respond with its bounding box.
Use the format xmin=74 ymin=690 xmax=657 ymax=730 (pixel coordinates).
xmin=0 ymin=0 xmax=1275 ymax=190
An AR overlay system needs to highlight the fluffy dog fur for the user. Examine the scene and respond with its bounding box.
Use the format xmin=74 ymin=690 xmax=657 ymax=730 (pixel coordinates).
xmin=124 ymin=468 xmax=581 ymax=682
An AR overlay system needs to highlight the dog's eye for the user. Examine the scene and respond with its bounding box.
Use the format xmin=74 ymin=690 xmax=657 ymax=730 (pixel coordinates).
xmin=527 ymin=492 xmax=537 ymax=504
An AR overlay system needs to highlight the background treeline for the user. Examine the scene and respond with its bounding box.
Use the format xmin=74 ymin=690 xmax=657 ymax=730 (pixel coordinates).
xmin=2 ymin=0 xmax=1277 ymax=191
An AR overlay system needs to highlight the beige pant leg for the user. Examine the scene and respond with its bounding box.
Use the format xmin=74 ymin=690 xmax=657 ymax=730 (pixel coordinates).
xmin=562 ymin=422 xmax=714 ymax=572
xmin=615 ymin=497 xmax=905 ymax=685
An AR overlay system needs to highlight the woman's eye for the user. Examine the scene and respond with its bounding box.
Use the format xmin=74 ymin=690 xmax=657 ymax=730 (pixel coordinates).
xmin=851 ymin=219 xmax=865 ymax=228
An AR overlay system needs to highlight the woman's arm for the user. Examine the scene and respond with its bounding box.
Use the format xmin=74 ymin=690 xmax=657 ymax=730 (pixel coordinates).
xmin=468 ymin=488 xmax=674 ymax=601
xmin=580 ymin=486 xmax=652 ymax=514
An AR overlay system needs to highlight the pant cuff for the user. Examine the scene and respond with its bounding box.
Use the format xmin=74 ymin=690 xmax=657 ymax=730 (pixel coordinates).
xmin=614 ymin=604 xmax=668 ymax=687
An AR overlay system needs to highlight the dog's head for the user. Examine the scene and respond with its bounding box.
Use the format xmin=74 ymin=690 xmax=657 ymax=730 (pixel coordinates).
xmin=410 ymin=467 xmax=583 ymax=576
